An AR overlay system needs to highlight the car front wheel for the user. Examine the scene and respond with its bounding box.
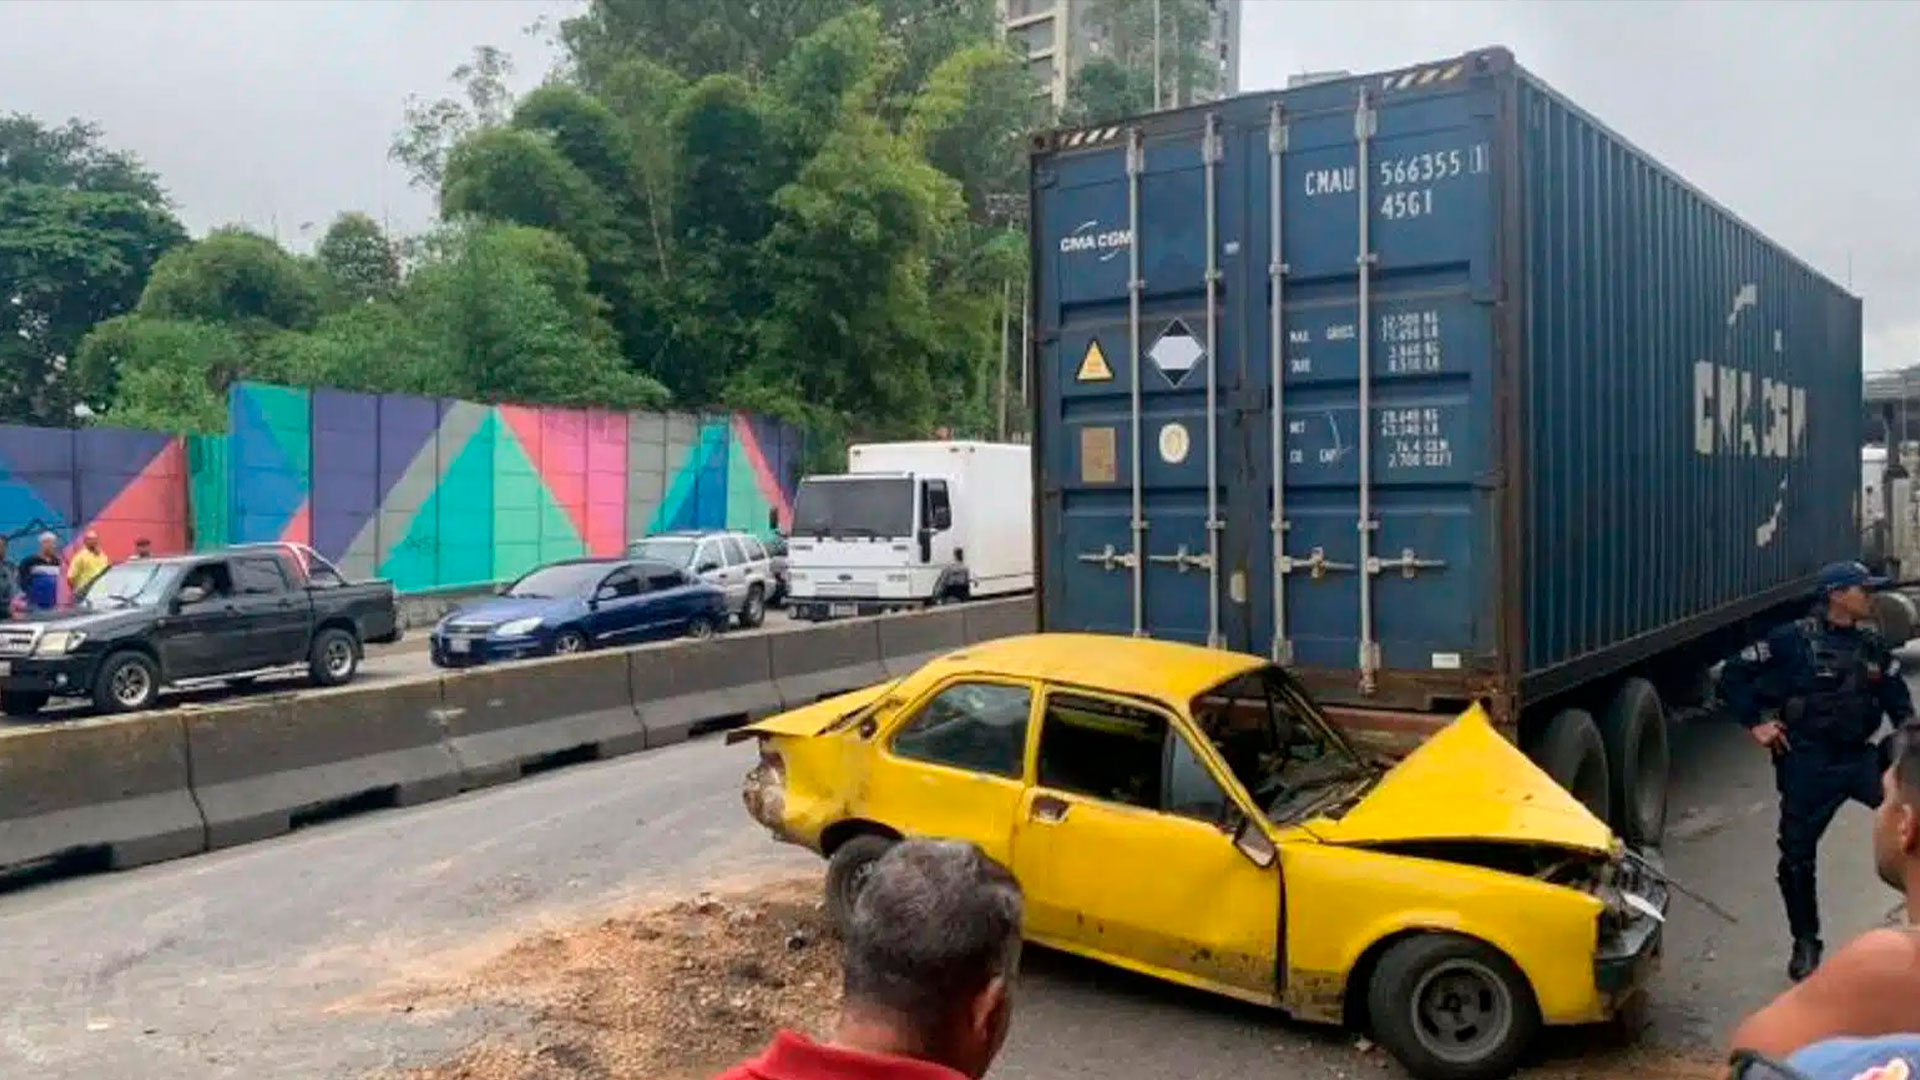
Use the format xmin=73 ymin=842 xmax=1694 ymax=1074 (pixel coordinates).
xmin=686 ymin=614 xmax=717 ymax=640
xmin=1366 ymin=934 xmax=1540 ymax=1080
xmin=93 ymin=652 xmax=161 ymax=714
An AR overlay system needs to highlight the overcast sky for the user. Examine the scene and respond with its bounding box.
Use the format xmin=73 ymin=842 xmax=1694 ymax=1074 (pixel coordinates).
xmin=4 ymin=0 xmax=1915 ymax=369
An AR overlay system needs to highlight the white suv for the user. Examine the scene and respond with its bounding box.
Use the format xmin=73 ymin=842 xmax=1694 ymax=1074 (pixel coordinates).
xmin=627 ymin=530 xmax=775 ymax=628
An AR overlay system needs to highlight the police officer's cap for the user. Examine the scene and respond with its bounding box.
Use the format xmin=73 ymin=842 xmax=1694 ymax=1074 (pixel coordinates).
xmin=1815 ymin=561 xmax=1889 ymax=596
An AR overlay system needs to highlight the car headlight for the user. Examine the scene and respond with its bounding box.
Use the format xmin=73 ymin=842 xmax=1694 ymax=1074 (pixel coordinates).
xmin=36 ymin=630 xmax=86 ymax=655
xmin=495 ymin=616 xmax=543 ymax=637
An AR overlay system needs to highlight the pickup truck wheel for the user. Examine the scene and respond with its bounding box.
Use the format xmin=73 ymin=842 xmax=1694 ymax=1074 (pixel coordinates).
xmin=1601 ymin=678 xmax=1669 ymax=845
xmin=825 ymin=834 xmax=896 ymax=935
xmin=93 ymin=652 xmax=160 ymax=713
xmin=1 ymin=689 xmax=50 ymax=717
xmin=1367 ymin=934 xmax=1540 ymax=1080
xmin=309 ymin=628 xmax=360 ymax=687
xmin=1529 ymin=708 xmax=1611 ymax=824
xmin=739 ymin=586 xmax=767 ymax=629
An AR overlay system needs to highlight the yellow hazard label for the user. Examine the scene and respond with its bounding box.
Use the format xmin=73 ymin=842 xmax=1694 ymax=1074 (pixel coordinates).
xmin=1076 ymin=340 xmax=1113 ymax=382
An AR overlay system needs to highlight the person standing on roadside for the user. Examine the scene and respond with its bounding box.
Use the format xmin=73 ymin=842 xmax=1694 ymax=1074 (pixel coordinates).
xmin=1721 ymin=561 xmax=1916 ymax=982
xmin=1728 ymin=720 xmax=1920 ymax=1057
xmin=16 ymin=532 xmax=62 ymax=612
xmin=715 ymin=840 xmax=1024 ymax=1080
xmin=0 ymin=536 xmax=16 ymax=617
xmin=131 ymin=537 xmax=153 ymax=561
xmin=66 ymin=529 xmax=109 ymax=595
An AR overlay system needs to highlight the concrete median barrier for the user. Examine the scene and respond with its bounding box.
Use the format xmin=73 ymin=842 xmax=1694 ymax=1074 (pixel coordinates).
xmin=186 ymin=679 xmax=461 ymax=850
xmin=0 ymin=713 xmax=205 ymax=875
xmin=436 ymin=650 xmax=646 ymax=789
xmin=768 ymin=619 xmax=887 ymax=708
xmin=877 ymin=608 xmax=968 ymax=678
xmin=962 ymin=596 xmax=1037 ymax=643
xmin=629 ymin=635 xmax=781 ymax=748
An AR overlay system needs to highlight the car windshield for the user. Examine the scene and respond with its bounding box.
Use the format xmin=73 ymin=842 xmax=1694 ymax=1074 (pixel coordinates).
xmin=628 ymin=537 xmax=698 ymax=568
xmin=791 ymin=476 xmax=914 ymax=538
xmin=1189 ymin=668 xmax=1373 ymax=825
xmin=80 ymin=561 xmax=184 ymax=609
xmin=506 ymin=563 xmax=610 ymax=599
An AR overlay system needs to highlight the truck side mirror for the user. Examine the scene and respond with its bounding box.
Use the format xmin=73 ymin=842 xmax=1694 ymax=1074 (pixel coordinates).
xmin=931 ymin=506 xmax=952 ymax=531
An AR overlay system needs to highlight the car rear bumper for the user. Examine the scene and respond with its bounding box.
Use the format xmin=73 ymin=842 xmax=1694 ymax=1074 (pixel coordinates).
xmin=0 ymin=654 xmax=102 ymax=696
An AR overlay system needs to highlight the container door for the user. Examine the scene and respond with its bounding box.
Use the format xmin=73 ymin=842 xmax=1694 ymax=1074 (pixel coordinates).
xmin=1245 ymin=66 xmax=1503 ymax=698
xmin=1034 ymin=117 xmax=1245 ymax=647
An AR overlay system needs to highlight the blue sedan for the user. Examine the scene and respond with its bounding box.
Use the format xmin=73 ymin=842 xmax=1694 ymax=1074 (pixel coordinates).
xmin=429 ymin=558 xmax=727 ymax=668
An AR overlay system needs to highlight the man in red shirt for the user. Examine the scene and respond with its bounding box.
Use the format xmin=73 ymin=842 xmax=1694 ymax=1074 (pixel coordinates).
xmin=1730 ymin=720 xmax=1920 ymax=1057
xmin=717 ymin=840 xmax=1024 ymax=1080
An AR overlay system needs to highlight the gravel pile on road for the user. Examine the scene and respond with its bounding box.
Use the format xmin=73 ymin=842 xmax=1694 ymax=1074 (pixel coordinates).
xmin=389 ymin=877 xmax=840 ymax=1080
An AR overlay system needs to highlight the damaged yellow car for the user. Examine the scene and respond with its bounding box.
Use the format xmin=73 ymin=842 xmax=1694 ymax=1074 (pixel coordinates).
xmin=733 ymin=635 xmax=1666 ymax=1080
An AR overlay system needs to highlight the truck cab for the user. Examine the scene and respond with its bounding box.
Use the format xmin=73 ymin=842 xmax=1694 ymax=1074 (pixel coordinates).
xmin=785 ymin=442 xmax=1032 ymax=621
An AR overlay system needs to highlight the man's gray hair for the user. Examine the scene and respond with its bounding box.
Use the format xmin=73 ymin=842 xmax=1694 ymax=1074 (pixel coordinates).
xmin=842 ymin=840 xmax=1024 ymax=1033
xmin=38 ymin=531 xmax=55 ymax=545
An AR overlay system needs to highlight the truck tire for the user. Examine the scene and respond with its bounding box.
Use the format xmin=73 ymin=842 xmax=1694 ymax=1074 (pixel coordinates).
xmin=1 ymin=689 xmax=49 ymax=717
xmin=93 ymin=651 xmax=160 ymax=713
xmin=825 ymin=834 xmax=896 ymax=935
xmin=1365 ymin=933 xmax=1540 ymax=1080
xmin=1601 ymin=678 xmax=1669 ymax=846
xmin=308 ymin=627 xmax=360 ymax=687
xmin=1529 ymin=708 xmax=1611 ymax=824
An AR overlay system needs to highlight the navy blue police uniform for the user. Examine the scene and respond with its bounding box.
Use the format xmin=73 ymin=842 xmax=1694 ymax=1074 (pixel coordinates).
xmin=1720 ymin=563 xmax=1914 ymax=974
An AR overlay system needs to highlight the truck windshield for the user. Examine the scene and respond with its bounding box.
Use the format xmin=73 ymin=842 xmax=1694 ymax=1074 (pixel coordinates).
xmin=81 ymin=562 xmax=183 ymax=609
xmin=791 ymin=477 xmax=914 ymax=539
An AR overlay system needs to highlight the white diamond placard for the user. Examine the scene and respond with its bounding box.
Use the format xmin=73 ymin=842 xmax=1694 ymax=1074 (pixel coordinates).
xmin=1148 ymin=320 xmax=1204 ymax=386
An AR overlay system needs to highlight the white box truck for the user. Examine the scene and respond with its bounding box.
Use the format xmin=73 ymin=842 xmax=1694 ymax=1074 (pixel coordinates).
xmin=785 ymin=441 xmax=1032 ymax=621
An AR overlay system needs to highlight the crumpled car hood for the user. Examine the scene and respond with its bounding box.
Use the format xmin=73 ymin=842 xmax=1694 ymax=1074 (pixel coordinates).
xmin=726 ymin=680 xmax=898 ymax=743
xmin=1313 ymin=705 xmax=1615 ymax=855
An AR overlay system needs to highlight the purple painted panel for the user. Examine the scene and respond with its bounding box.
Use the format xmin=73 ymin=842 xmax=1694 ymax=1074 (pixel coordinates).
xmin=74 ymin=427 xmax=172 ymax=522
xmin=311 ymin=389 xmax=380 ymax=562
xmin=377 ymin=394 xmax=440 ymax=504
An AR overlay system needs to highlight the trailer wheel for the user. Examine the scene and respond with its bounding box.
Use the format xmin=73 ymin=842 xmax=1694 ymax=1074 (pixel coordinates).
xmin=1529 ymin=708 xmax=1610 ymax=824
xmin=1601 ymin=678 xmax=1669 ymax=846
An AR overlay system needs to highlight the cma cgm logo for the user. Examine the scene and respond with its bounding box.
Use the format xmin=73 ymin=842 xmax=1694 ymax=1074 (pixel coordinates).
xmin=1059 ymin=220 xmax=1132 ymax=261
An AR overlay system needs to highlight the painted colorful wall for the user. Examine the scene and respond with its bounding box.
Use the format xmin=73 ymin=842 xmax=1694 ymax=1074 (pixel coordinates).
xmin=219 ymin=383 xmax=803 ymax=593
xmin=0 ymin=425 xmax=189 ymax=597
xmin=0 ymin=386 xmax=803 ymax=597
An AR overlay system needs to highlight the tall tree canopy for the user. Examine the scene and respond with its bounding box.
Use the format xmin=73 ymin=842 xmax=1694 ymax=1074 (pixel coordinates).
xmin=0 ymin=115 xmax=186 ymax=424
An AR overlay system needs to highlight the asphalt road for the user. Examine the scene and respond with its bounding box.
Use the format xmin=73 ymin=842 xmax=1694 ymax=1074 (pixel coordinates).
xmin=1 ymin=684 xmax=1906 ymax=1080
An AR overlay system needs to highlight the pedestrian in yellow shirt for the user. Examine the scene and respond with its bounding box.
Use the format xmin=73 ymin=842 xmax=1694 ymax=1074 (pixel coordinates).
xmin=67 ymin=530 xmax=110 ymax=595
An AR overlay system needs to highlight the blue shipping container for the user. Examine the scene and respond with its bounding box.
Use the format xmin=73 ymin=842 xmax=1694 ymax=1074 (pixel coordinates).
xmin=1031 ymin=49 xmax=1862 ymax=723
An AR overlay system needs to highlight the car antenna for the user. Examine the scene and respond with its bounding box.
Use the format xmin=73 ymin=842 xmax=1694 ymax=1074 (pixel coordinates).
xmin=1621 ymin=848 xmax=1737 ymax=924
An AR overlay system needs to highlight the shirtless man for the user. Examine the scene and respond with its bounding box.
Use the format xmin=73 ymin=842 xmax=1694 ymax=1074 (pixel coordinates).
xmin=1729 ymin=720 xmax=1920 ymax=1057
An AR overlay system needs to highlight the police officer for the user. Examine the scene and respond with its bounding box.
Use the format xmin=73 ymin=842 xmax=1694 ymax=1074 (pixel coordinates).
xmin=1722 ymin=562 xmax=1916 ymax=982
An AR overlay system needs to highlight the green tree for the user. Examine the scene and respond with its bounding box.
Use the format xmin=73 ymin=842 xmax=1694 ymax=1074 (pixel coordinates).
xmin=137 ymin=228 xmax=323 ymax=334
xmin=1063 ymin=55 xmax=1156 ymax=127
xmin=0 ymin=115 xmax=187 ymax=423
xmin=71 ymin=315 xmax=243 ymax=432
xmin=390 ymin=45 xmax=517 ymax=189
xmin=1065 ymin=0 xmax=1220 ymax=121
xmin=314 ymin=212 xmax=400 ymax=306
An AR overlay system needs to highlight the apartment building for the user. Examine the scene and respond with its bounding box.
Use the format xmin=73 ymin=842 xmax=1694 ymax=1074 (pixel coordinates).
xmin=999 ymin=0 xmax=1241 ymax=112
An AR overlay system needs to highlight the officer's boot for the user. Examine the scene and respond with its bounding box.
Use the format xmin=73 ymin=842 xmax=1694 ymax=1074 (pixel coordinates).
xmin=1788 ymin=938 xmax=1823 ymax=982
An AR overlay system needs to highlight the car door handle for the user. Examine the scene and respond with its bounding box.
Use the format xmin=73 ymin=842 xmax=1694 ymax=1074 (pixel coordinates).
xmin=1030 ymin=794 xmax=1070 ymax=824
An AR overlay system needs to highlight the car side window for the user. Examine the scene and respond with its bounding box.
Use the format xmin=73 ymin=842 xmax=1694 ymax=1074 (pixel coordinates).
xmin=721 ymin=536 xmax=748 ymax=566
xmin=232 ymin=557 xmax=289 ymax=595
xmin=1036 ymin=693 xmax=1169 ymax=810
xmin=647 ymin=570 xmax=687 ymax=592
xmin=180 ymin=562 xmax=235 ymax=600
xmin=599 ymin=568 xmax=643 ymax=599
xmin=1165 ymin=731 xmax=1233 ymax=824
xmin=890 ymin=681 xmax=1032 ymax=779
xmin=694 ymin=542 xmax=721 ymax=573
xmin=741 ymin=536 xmax=766 ymax=562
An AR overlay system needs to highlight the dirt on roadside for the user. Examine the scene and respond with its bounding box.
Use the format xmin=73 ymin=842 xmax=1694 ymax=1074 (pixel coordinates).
xmin=381 ymin=876 xmax=839 ymax=1080
xmin=376 ymin=874 xmax=1721 ymax=1080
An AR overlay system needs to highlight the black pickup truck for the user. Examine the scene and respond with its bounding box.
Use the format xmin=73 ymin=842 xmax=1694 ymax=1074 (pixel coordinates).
xmin=0 ymin=544 xmax=400 ymax=716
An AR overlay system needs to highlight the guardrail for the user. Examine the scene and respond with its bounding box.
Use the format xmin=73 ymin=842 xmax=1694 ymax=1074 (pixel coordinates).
xmin=0 ymin=597 xmax=1038 ymax=879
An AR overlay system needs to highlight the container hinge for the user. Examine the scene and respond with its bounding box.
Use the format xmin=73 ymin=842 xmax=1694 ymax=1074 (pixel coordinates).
xmin=1367 ymin=548 xmax=1448 ymax=579
xmin=1203 ymin=119 xmax=1224 ymax=164
xmin=1125 ymin=132 xmax=1145 ymax=176
xmin=1272 ymin=638 xmax=1295 ymax=666
xmin=1268 ymin=116 xmax=1289 ymax=154
xmin=1147 ymin=544 xmax=1213 ymax=574
xmin=1354 ymin=102 xmax=1377 ymax=139
xmin=1359 ymin=642 xmax=1382 ymax=694
xmin=1078 ymin=545 xmax=1137 ymax=572
xmin=1278 ymin=547 xmax=1355 ymax=578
